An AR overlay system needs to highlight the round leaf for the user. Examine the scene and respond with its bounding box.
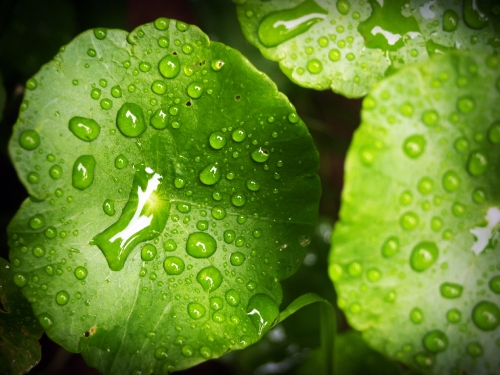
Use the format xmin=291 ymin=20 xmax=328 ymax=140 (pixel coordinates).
xmin=8 ymin=19 xmax=320 ymax=374
xmin=235 ymin=0 xmax=500 ymax=98
xmin=330 ymin=51 xmax=500 ymax=374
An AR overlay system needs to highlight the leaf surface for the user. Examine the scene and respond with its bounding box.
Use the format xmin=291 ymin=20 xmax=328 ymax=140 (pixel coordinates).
xmin=0 ymin=258 xmax=43 ymax=375
xmin=331 ymin=50 xmax=500 ymax=374
xmin=8 ymin=19 xmax=320 ymax=374
xmin=235 ymin=0 xmax=500 ymax=98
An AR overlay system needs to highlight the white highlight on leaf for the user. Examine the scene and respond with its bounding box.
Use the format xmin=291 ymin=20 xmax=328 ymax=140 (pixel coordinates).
xmin=470 ymin=207 xmax=500 ymax=255
xmin=273 ymin=13 xmax=326 ymax=31
xmin=110 ymin=171 xmax=162 ymax=249
xmin=371 ymin=26 xmax=401 ymax=45
xmin=419 ymin=0 xmax=435 ymax=19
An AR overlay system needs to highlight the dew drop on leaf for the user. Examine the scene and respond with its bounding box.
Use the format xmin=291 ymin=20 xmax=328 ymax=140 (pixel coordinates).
xmin=467 ymin=151 xmax=488 ymax=175
xmin=150 ymin=108 xmax=168 ymax=130
xmin=103 ymin=199 xmax=115 ymax=216
xmin=403 ymin=135 xmax=426 ymax=158
xmin=164 ymin=239 xmax=177 ymax=252
xmin=141 ymin=244 xmax=157 ymax=261
xmin=163 ymin=256 xmax=185 ymax=275
xmin=186 ymin=232 xmax=217 ymax=258
xmin=225 ymin=289 xmax=240 ymax=306
xmin=440 ymin=282 xmax=463 ymax=298
xmin=32 ymin=245 xmax=46 ymax=258
xmin=446 ymin=308 xmax=461 ymax=323
xmin=196 ymin=266 xmax=223 ymax=292
xmin=159 ymin=54 xmax=181 ymax=78
xmin=72 ymin=155 xmax=96 ymax=190
xmin=423 ymin=330 xmax=448 ymax=353
xmin=55 ymin=291 xmax=70 ymax=305
xmin=19 ymin=129 xmax=40 ymax=150
xmin=210 ymin=297 xmax=223 ymax=311
xmin=38 ymin=313 xmax=54 ymax=330
xmin=29 ymin=214 xmax=45 ymax=229
xmin=13 ymin=273 xmax=27 ymax=287
xmin=211 ymin=206 xmax=226 ymax=220
xmin=187 ymin=82 xmax=203 ymax=98
xmin=116 ymin=102 xmax=146 ymax=137
xmin=410 ymin=241 xmax=438 ymax=272
xmin=74 ymin=266 xmax=88 ymax=280
xmin=209 ymin=132 xmax=226 ymax=149
xmin=251 ymin=147 xmax=270 ymax=162
xmin=231 ymin=193 xmax=246 ymax=207
xmin=467 ymin=342 xmax=483 ymax=357
xmin=246 ymin=293 xmax=279 ymax=336
xmin=472 ymin=301 xmax=500 ymax=331
xmin=68 ymin=117 xmax=101 ymax=142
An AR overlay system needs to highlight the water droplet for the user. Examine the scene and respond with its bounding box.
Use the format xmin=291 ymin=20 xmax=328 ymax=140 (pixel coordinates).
xmin=336 ymin=0 xmax=350 ymax=15
xmin=111 ymin=85 xmax=122 ymax=98
xmin=173 ymin=344 xmax=191 ymax=359
xmin=159 ymin=54 xmax=181 ymax=78
xmin=93 ymin=27 xmax=107 ymax=39
xmin=400 ymin=212 xmax=419 ymax=230
xmin=446 ymin=308 xmax=461 ymax=323
xmin=440 ymin=282 xmax=463 ymax=298
xmin=231 ymin=193 xmax=246 ymax=207
xmin=232 ymin=128 xmax=246 ymax=142
xmin=410 ymin=307 xmax=423 ymax=323
xmin=72 ymin=155 xmax=96 ymax=190
xmin=288 ymin=112 xmax=300 ymax=123
xmin=187 ymin=82 xmax=203 ymax=99
xmin=38 ymin=313 xmax=54 ymax=330
xmin=115 ymin=154 xmax=128 ymax=169
xmin=422 ymin=109 xmax=439 ymax=126
xmin=226 ymin=289 xmax=240 ymax=307
xmin=141 ymin=244 xmax=157 ymax=261
xmin=472 ymin=187 xmax=486 ymax=203
xmin=186 ymin=232 xmax=217 ymax=258
xmin=246 ymin=179 xmax=261 ymax=191
xmin=199 ymin=162 xmax=222 ymax=185
xmin=200 ymin=346 xmax=212 ymax=359
xmin=139 ymin=62 xmax=151 ymax=73
xmin=56 ymin=291 xmax=70 ymax=305
xmin=246 ymin=293 xmax=279 ymax=336
xmin=29 ymin=214 xmax=45 ymax=229
xmin=463 ymin=0 xmax=488 ymax=29
xmin=164 ymin=239 xmax=177 ymax=252
xmin=403 ymin=135 xmax=426 ymax=158
xmin=211 ymin=59 xmax=225 ymax=71
xmin=423 ymin=330 xmax=448 ymax=353
xmin=251 ymin=147 xmax=269 ymax=163
xmin=488 ymin=121 xmax=500 ymax=144
xmin=457 ymin=96 xmax=475 ymax=113
xmin=211 ymin=206 xmax=226 ymax=220
xmin=443 ymin=9 xmax=459 ymax=31
xmin=307 ymin=59 xmax=323 ymax=74
xmin=161 ymin=257 xmax=184 ymax=276
xmin=489 ymin=276 xmax=500 ymax=294
xmin=417 ymin=177 xmax=433 ymax=194
xmin=410 ymin=242 xmax=438 ymax=272
xmin=472 ymin=301 xmax=500 ymax=331
xmin=196 ymin=266 xmax=223 ymax=292
xmin=467 ymin=151 xmax=488 ymax=176
xmin=19 ymin=130 xmax=40 ymax=150
xmin=187 ymin=302 xmax=206 ymax=320
xmin=26 ymin=78 xmax=38 ymax=90
xmin=13 ymin=273 xmax=27 ymax=287
xmin=176 ymin=20 xmax=189 ymax=31
xmin=102 ymin=199 xmax=115 ymax=216
xmin=74 ymin=266 xmax=88 ymax=280
xmin=209 ymin=132 xmax=226 ymax=149
xmin=210 ymin=297 xmax=224 ymax=311
xmin=257 ymin=0 xmax=327 ymax=47
xmin=116 ymin=103 xmax=146 ymax=137
xmin=68 ymin=117 xmax=101 ymax=142
xmin=154 ymin=347 xmax=168 ymax=360
xmin=467 ymin=342 xmax=483 ymax=357
xmin=400 ymin=102 xmax=414 ymax=117
xmin=45 ymin=226 xmax=57 ymax=238
xmin=149 ymin=108 xmax=168 ymax=130
xmin=32 ymin=244 xmax=45 ymax=257
xmin=442 ymin=170 xmax=460 ymax=192
xmin=230 ymin=252 xmax=245 ymax=266
xmin=224 ymin=230 xmax=235 ymax=244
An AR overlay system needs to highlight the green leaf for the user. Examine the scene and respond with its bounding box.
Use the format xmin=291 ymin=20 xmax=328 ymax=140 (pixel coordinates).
xmin=235 ymin=0 xmax=500 ymax=98
xmin=0 ymin=258 xmax=43 ymax=375
xmin=330 ymin=50 xmax=500 ymax=374
xmin=296 ymin=331 xmax=403 ymax=375
xmin=7 ymin=18 xmax=320 ymax=374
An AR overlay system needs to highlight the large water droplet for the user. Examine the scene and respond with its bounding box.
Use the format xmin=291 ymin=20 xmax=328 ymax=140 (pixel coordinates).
xmin=246 ymin=294 xmax=279 ymax=336
xmin=257 ymin=0 xmax=327 ymax=47
xmin=489 ymin=276 xmax=500 ymax=294
xmin=38 ymin=313 xmax=54 ymax=330
xmin=92 ymin=166 xmax=168 ymax=271
xmin=230 ymin=252 xmax=245 ymax=266
xmin=231 ymin=193 xmax=246 ymax=207
xmin=440 ymin=282 xmax=463 ymax=298
xmin=472 ymin=301 xmax=500 ymax=331
xmin=13 ymin=273 xmax=27 ymax=287
xmin=196 ymin=266 xmax=223 ymax=292
xmin=463 ymin=0 xmax=489 ymax=29
xmin=187 ymin=82 xmax=203 ymax=99
xmin=159 ymin=54 xmax=181 ymax=78
xmin=188 ymin=302 xmax=206 ymax=320
xmin=382 ymin=236 xmax=399 ymax=257
xmin=19 ymin=130 xmax=40 ymax=150
xmin=232 ymin=128 xmax=246 ymax=142
xmin=199 ymin=162 xmax=222 ymax=185
xmin=74 ymin=266 xmax=88 ymax=280
xmin=410 ymin=307 xmax=423 ymax=323
xmin=442 ymin=170 xmax=461 ymax=192
xmin=226 ymin=289 xmax=240 ymax=307
xmin=467 ymin=151 xmax=488 ymax=175
xmin=116 ymin=103 xmax=146 ymax=137
xmin=211 ymin=206 xmax=226 ymax=220
xmin=72 ymin=155 xmax=96 ymax=190
xmin=68 ymin=117 xmax=101 ymax=142
xmin=210 ymin=297 xmax=224 ymax=311
xmin=400 ymin=212 xmax=419 ymax=230
xmin=141 ymin=244 xmax=157 ymax=261
xmin=164 ymin=256 xmax=185 ymax=275
xmin=103 ymin=199 xmax=115 ymax=216
xmin=224 ymin=230 xmax=235 ymax=243
xmin=246 ymin=179 xmax=261 ymax=191
xmin=115 ymin=154 xmax=128 ymax=169
xmin=29 ymin=214 xmax=45 ymax=229
xmin=209 ymin=132 xmax=226 ymax=149
xmin=410 ymin=242 xmax=438 ymax=272
xmin=336 ymin=0 xmax=350 ymax=15
xmin=186 ymin=232 xmax=217 ymax=258
xmin=443 ymin=9 xmax=459 ymax=31
xmin=423 ymin=330 xmax=448 ymax=353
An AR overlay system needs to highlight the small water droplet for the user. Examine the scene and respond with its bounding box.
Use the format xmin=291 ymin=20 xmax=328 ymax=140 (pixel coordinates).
xmin=423 ymin=330 xmax=448 ymax=352
xmin=72 ymin=155 xmax=96 ymax=190
xmin=443 ymin=9 xmax=459 ymax=31
xmin=103 ymin=199 xmax=115 ymax=216
xmin=68 ymin=117 xmax=101 ymax=142
xmin=19 ymin=130 xmax=40 ymax=150
xmin=13 ymin=273 xmax=27 ymax=287
xmin=467 ymin=151 xmax=488 ymax=175
xmin=199 ymin=162 xmax=222 ymax=185
xmin=410 ymin=307 xmax=423 ymax=323
xmin=116 ymin=103 xmax=146 ymax=137
xmin=489 ymin=276 xmax=500 ymax=294
xmin=251 ymin=147 xmax=269 ymax=163
xmin=29 ymin=214 xmax=45 ymax=229
xmin=211 ymin=206 xmax=226 ymax=220
xmin=440 ymin=282 xmax=463 ymax=298
xmin=209 ymin=132 xmax=226 ymax=149
xmin=230 ymin=252 xmax=245 ymax=266
xmin=246 ymin=293 xmax=279 ymax=336
xmin=159 ymin=54 xmax=181 ymax=78
xmin=400 ymin=212 xmax=419 ymax=230
xmin=26 ymin=78 xmax=38 ymax=90
xmin=38 ymin=313 xmax=54 ymax=329
xmin=196 ymin=266 xmax=223 ymax=292
xmin=56 ymin=290 xmax=70 ymax=305
xmin=225 ymin=289 xmax=241 ymax=306
xmin=187 ymin=82 xmax=203 ymax=98
xmin=467 ymin=342 xmax=483 ymax=357
xmin=164 ymin=239 xmax=177 ymax=252
xmin=403 ymin=135 xmax=426 ymax=158
xmin=232 ymin=128 xmax=246 ymax=142
xmin=114 ymin=154 xmax=128 ymax=169
xmin=74 ymin=266 xmax=88 ymax=280
xmin=141 ymin=244 xmax=157 ymax=261
xmin=231 ymin=193 xmax=246 ymax=207
xmin=186 ymin=232 xmax=217 ymax=258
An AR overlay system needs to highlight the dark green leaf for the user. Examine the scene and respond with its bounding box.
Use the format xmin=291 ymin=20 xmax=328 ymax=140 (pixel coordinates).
xmin=235 ymin=0 xmax=500 ymax=98
xmin=0 ymin=258 xmax=43 ymax=375
xmin=8 ymin=18 xmax=320 ymax=374
xmin=331 ymin=51 xmax=500 ymax=373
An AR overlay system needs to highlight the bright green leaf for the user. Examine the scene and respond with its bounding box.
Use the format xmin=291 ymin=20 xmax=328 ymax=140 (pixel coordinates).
xmin=331 ymin=51 xmax=500 ymax=373
xmin=235 ymin=0 xmax=500 ymax=98
xmin=7 ymin=19 xmax=320 ymax=374
xmin=0 ymin=258 xmax=43 ymax=375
